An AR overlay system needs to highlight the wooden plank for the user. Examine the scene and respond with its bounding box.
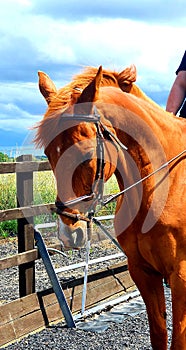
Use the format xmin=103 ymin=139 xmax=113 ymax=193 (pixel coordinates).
xmin=0 ymin=323 xmax=16 ymax=347
xmin=0 ymin=203 xmax=55 ymax=222
xmin=64 ymin=264 xmax=134 ymax=312
xmin=0 ymin=249 xmax=38 ymax=270
xmin=0 ymin=303 xmax=62 ymax=346
xmin=0 ymin=307 xmax=62 ymax=346
xmin=0 ymin=293 xmax=40 ymax=324
xmin=64 ymin=272 xmax=130 ymax=312
xmin=40 ymin=261 xmax=131 ymax=313
xmin=0 ymin=292 xmax=62 ymax=345
xmin=0 ymin=160 xmax=51 ymax=174
xmin=0 ymin=243 xmax=62 ymax=270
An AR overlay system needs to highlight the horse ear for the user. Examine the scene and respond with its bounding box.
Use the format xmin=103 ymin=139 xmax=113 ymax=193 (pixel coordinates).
xmin=77 ymin=65 xmax=102 ymax=104
xmin=38 ymin=71 xmax=57 ymax=105
xmin=118 ymin=64 xmax=137 ymax=92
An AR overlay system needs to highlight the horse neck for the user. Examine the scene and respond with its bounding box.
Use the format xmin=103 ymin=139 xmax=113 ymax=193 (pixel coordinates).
xmin=130 ymin=83 xmax=163 ymax=111
xmin=105 ymin=90 xmax=183 ymax=156
xmin=98 ymin=89 xmax=186 ymax=228
xmin=99 ymin=90 xmax=185 ymax=189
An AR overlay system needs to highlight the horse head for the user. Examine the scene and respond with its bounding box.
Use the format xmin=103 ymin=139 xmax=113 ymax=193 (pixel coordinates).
xmin=36 ymin=66 xmax=119 ymax=248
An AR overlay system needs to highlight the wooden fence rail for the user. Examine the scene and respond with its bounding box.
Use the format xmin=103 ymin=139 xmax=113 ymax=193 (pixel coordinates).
xmin=0 ymin=159 xmax=51 ymax=174
xmin=0 ymin=203 xmax=55 ymax=222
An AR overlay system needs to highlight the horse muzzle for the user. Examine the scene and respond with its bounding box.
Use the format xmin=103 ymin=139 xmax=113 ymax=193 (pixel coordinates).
xmin=58 ymin=218 xmax=87 ymax=249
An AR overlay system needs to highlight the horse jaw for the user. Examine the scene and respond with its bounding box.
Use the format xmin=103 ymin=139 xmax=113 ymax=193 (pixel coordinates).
xmin=58 ymin=218 xmax=87 ymax=249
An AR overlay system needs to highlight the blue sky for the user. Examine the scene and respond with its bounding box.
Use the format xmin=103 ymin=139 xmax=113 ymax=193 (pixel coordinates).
xmin=0 ymin=0 xmax=185 ymax=151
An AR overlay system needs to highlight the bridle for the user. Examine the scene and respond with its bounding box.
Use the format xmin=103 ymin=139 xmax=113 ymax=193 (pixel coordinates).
xmin=54 ymin=105 xmax=126 ymax=220
xmin=53 ymin=105 xmax=186 ymax=224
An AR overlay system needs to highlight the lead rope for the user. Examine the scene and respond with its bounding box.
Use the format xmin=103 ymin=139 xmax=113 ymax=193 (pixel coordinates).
xmin=81 ymin=219 xmax=93 ymax=315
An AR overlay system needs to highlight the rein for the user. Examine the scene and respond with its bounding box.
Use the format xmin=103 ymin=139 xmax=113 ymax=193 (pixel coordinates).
xmin=103 ymin=149 xmax=186 ymax=206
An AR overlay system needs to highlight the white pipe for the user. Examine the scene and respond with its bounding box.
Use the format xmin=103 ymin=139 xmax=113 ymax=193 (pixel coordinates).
xmin=54 ymin=252 xmax=125 ymax=274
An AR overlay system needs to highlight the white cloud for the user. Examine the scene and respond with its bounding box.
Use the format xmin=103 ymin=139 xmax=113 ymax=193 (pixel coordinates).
xmin=0 ymin=0 xmax=185 ymax=145
xmin=0 ymin=82 xmax=36 ymax=102
xmin=24 ymin=16 xmax=184 ymax=92
xmin=0 ymin=102 xmax=40 ymax=131
xmin=30 ymin=0 xmax=186 ymax=25
xmin=0 ymin=1 xmax=185 ymax=83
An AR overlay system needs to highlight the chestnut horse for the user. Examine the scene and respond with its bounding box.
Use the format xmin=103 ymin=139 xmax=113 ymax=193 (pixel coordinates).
xmin=35 ymin=65 xmax=186 ymax=349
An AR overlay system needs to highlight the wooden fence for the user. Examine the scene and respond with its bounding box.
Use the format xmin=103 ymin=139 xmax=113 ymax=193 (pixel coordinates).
xmin=0 ymin=155 xmax=135 ymax=347
xmin=0 ymin=154 xmax=54 ymax=297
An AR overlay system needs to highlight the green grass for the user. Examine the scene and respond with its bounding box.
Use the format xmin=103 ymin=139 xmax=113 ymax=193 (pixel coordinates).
xmin=0 ymin=171 xmax=119 ymax=237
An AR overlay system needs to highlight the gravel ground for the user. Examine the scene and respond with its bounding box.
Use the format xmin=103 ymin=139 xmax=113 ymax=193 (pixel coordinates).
xmin=0 ymin=234 xmax=172 ymax=350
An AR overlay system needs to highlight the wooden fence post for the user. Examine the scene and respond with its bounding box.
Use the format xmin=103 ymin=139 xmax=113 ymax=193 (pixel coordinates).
xmin=16 ymin=154 xmax=35 ymax=297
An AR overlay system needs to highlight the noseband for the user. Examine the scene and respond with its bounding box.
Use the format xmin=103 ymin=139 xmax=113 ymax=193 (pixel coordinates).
xmin=54 ymin=105 xmax=127 ymax=219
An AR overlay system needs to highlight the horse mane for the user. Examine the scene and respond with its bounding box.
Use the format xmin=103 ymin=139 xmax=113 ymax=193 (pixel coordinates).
xmin=34 ymin=65 xmax=162 ymax=148
xmin=42 ymin=65 xmax=137 ymax=117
